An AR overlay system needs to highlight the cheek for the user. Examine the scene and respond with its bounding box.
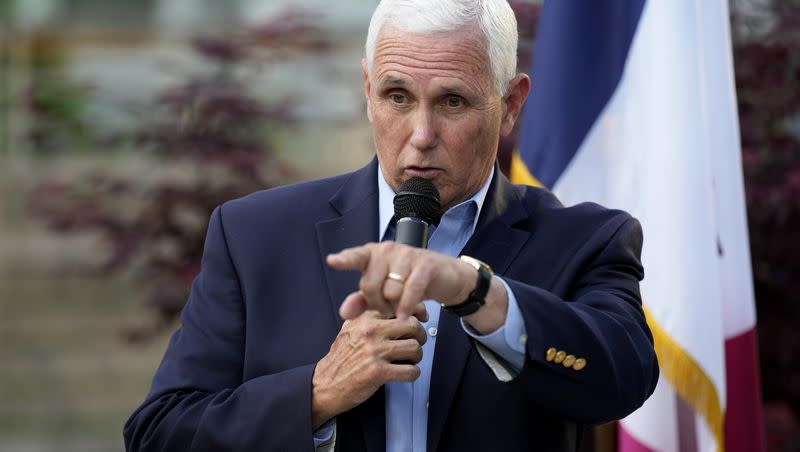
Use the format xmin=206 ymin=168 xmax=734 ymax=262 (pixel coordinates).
xmin=373 ymin=112 xmax=408 ymax=148
xmin=453 ymin=118 xmax=497 ymax=157
xmin=476 ymin=111 xmax=503 ymax=148
xmin=452 ymin=123 xmax=500 ymax=180
xmin=372 ymin=109 xmax=407 ymax=169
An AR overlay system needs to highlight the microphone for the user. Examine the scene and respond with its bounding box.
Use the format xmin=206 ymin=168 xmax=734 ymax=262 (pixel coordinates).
xmin=393 ymin=177 xmax=441 ymax=248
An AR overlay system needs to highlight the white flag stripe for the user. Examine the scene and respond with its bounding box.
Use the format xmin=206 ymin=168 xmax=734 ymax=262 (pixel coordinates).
xmin=698 ymin=0 xmax=757 ymax=338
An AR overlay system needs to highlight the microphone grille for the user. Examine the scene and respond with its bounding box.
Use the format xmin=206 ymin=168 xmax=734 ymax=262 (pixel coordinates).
xmin=393 ymin=177 xmax=441 ymax=225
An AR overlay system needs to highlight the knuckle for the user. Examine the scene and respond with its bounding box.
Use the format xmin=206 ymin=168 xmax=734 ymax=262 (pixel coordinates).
xmin=411 ymin=343 xmax=423 ymax=362
xmin=417 ymin=259 xmax=435 ymax=276
xmin=381 ymin=285 xmax=395 ymax=299
xmin=364 ymin=362 xmax=381 ymax=380
xmin=373 ymin=362 xmax=388 ymax=380
xmin=378 ymin=241 xmax=395 ymax=253
xmin=398 ymin=246 xmax=414 ymax=261
xmin=362 ymin=342 xmax=376 ymax=357
xmin=406 ymin=277 xmax=427 ymax=294
xmin=406 ymin=366 xmax=421 ymax=381
xmin=417 ymin=329 xmax=428 ymax=345
xmin=359 ymin=278 xmax=375 ymax=294
xmin=359 ymin=326 xmax=377 ymax=340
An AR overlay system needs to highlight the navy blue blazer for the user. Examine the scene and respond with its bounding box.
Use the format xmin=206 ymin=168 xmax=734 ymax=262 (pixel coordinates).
xmin=124 ymin=159 xmax=658 ymax=452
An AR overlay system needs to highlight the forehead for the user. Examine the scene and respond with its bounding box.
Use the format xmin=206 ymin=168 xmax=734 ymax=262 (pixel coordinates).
xmin=371 ymin=26 xmax=492 ymax=90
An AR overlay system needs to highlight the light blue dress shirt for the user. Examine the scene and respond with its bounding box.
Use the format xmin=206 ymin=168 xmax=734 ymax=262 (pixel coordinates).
xmin=314 ymin=167 xmax=528 ymax=451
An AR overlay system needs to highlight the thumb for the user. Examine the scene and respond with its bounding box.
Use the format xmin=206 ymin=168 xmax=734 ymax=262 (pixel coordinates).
xmin=339 ymin=291 xmax=368 ymax=320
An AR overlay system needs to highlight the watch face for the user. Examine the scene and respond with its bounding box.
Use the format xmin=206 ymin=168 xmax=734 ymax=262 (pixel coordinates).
xmin=447 ymin=257 xmax=492 ymax=317
xmin=459 ymin=255 xmax=493 ymax=276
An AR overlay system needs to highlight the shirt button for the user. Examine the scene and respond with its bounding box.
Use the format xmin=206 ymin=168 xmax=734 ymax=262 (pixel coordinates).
xmin=426 ymin=401 xmax=430 ymax=409
xmin=428 ymin=327 xmax=438 ymax=337
xmin=519 ymin=334 xmax=528 ymax=346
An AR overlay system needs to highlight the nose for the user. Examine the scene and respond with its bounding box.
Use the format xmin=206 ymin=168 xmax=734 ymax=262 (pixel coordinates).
xmin=409 ymin=107 xmax=438 ymax=151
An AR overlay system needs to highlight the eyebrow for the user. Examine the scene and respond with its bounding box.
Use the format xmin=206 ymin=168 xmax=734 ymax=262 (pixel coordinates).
xmin=379 ymin=76 xmax=407 ymax=89
xmin=377 ymin=78 xmax=470 ymax=97
xmin=440 ymin=85 xmax=465 ymax=96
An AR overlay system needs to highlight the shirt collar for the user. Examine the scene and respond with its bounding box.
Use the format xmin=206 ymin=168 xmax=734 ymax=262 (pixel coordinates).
xmin=377 ymin=165 xmax=494 ymax=241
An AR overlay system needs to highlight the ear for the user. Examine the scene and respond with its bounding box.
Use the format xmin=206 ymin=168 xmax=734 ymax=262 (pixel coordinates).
xmin=499 ymin=73 xmax=531 ymax=137
xmin=362 ymin=59 xmax=374 ymax=123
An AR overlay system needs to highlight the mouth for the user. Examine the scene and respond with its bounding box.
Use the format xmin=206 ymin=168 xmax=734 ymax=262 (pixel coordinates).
xmin=404 ymin=166 xmax=442 ymax=179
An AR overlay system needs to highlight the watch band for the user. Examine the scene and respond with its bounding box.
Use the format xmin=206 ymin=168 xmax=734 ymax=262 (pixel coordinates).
xmin=442 ymin=256 xmax=493 ymax=317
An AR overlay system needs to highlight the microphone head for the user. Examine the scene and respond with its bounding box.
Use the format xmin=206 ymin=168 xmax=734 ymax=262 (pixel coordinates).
xmin=393 ymin=177 xmax=441 ymax=225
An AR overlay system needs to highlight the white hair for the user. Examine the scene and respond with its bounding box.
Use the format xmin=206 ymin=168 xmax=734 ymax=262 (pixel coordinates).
xmin=365 ymin=0 xmax=519 ymax=96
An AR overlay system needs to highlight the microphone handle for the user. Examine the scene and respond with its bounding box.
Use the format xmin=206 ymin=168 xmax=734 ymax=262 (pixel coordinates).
xmin=395 ymin=217 xmax=429 ymax=249
xmin=392 ymin=217 xmax=429 ymax=364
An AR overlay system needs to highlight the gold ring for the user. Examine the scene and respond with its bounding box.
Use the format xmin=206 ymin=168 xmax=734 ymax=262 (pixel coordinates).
xmin=386 ymin=272 xmax=407 ymax=284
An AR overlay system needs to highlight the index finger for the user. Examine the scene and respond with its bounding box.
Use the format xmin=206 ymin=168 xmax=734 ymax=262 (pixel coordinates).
xmin=326 ymin=244 xmax=375 ymax=271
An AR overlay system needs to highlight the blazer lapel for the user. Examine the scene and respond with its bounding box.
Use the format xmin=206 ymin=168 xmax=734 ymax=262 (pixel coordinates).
xmin=316 ymin=159 xmax=380 ymax=328
xmin=463 ymin=170 xmax=533 ymax=276
xmin=315 ymin=159 xmax=386 ymax=452
xmin=427 ymin=170 xmax=532 ymax=452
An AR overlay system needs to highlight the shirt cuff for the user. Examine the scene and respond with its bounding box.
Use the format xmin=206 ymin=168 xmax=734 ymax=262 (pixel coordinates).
xmin=460 ymin=276 xmax=527 ymax=372
xmin=313 ymin=418 xmax=336 ymax=449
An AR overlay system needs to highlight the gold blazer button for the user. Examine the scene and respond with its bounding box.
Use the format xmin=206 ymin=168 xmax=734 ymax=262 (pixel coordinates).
xmin=563 ymin=355 xmax=577 ymax=368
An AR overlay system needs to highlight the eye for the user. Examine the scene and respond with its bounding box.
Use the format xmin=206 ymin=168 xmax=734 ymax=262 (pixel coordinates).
xmin=446 ymin=96 xmax=464 ymax=108
xmin=390 ymin=93 xmax=406 ymax=104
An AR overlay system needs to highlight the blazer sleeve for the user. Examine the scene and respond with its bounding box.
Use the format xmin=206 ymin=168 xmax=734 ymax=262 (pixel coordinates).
xmin=503 ymin=215 xmax=659 ymax=424
xmin=124 ymin=205 xmax=317 ymax=452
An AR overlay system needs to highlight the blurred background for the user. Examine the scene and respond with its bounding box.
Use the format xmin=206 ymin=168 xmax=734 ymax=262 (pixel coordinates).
xmin=0 ymin=0 xmax=797 ymax=451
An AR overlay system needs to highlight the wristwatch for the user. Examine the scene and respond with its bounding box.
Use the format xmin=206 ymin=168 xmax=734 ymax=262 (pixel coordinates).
xmin=442 ymin=255 xmax=493 ymax=317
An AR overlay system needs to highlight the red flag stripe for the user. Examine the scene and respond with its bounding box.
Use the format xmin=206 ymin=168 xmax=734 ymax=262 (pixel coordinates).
xmin=619 ymin=425 xmax=656 ymax=452
xmin=724 ymin=327 xmax=766 ymax=452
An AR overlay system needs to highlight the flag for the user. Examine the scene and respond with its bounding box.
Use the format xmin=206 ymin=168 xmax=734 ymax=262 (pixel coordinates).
xmin=512 ymin=1 xmax=765 ymax=451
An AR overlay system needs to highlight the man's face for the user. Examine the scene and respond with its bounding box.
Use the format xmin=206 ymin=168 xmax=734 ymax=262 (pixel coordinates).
xmin=363 ymin=26 xmax=528 ymax=211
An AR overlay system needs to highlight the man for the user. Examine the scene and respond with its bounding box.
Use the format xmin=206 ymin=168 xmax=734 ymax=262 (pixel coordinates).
xmin=124 ymin=1 xmax=658 ymax=451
